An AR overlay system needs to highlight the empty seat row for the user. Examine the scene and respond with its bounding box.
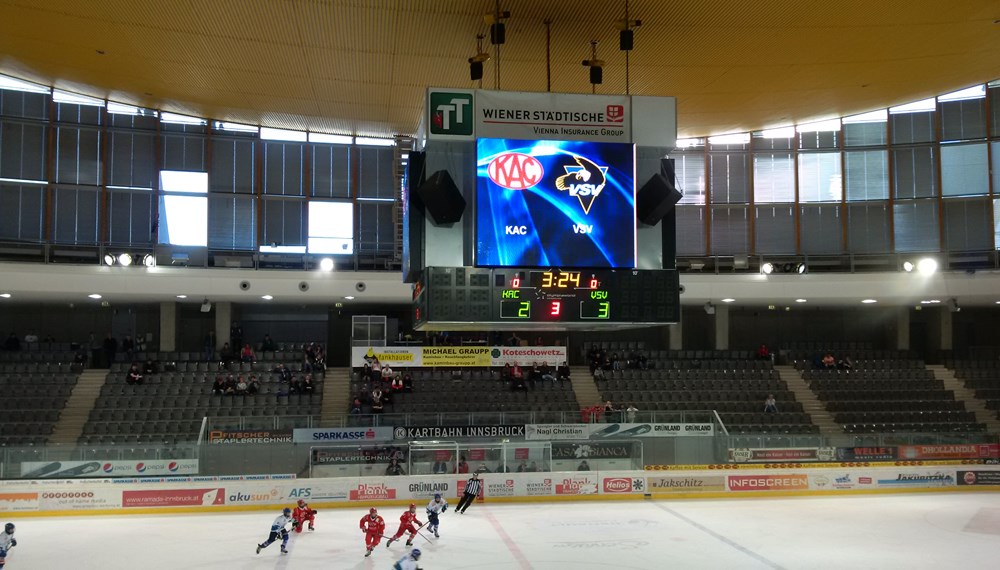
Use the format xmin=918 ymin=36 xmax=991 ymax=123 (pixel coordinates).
xmin=843 ymin=422 xmax=986 ymax=434
xmin=833 ymin=411 xmax=976 ymax=424
xmin=597 ymin=379 xmax=785 ymax=392
xmin=824 ymin=400 xmax=965 ymax=412
xmin=810 ymin=378 xmax=942 ymax=391
xmin=817 ymin=389 xmax=954 ymax=402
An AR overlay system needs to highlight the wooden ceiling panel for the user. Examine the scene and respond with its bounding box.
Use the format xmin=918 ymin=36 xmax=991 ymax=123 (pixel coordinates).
xmin=0 ymin=0 xmax=997 ymax=138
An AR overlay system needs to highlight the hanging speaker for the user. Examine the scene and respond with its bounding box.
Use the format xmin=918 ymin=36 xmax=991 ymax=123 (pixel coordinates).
xmin=415 ymin=170 xmax=466 ymax=225
xmin=636 ymin=160 xmax=681 ymax=226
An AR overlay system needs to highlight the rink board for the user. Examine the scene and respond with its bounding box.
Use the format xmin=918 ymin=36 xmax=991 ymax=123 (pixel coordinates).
xmin=2 ymin=463 xmax=999 ymax=517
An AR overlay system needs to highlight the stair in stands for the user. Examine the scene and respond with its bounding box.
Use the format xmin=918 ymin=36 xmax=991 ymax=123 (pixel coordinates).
xmin=569 ymin=366 xmax=602 ymax=412
xmin=775 ymin=365 xmax=840 ymax=436
xmin=928 ymin=364 xmax=1000 ymax=434
xmin=320 ymin=367 xmax=352 ymax=424
xmin=48 ymin=368 xmax=108 ymax=445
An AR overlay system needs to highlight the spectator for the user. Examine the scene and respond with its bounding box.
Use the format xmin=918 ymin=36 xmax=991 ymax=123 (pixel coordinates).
xmin=557 ymin=361 xmax=571 ymax=382
xmin=289 ymin=375 xmax=303 ymax=394
xmin=527 ymin=362 xmax=540 ymax=390
xmin=261 ymin=334 xmax=277 ymax=352
xmin=604 ymin=400 xmax=617 ymax=423
xmin=73 ymin=350 xmax=87 ymax=369
xmin=391 ymin=374 xmax=404 ymax=391
xmin=821 ymin=353 xmax=836 ymax=369
xmin=224 ymin=374 xmax=237 ymax=395
xmin=625 ymin=403 xmax=638 ymax=423
xmin=764 ymin=394 xmax=778 ymax=413
xmin=370 ymin=357 xmax=382 ymax=383
xmin=501 ymin=363 xmax=512 ymax=381
xmin=506 ymin=332 xmax=522 ymax=347
xmin=23 ymin=331 xmax=38 ymax=350
xmin=534 ymin=335 xmax=544 ymax=346
xmin=4 ymin=332 xmax=21 ymax=351
xmin=757 ymin=344 xmax=771 ymax=361
xmin=143 ymin=359 xmax=156 ymax=375
xmin=219 ymin=343 xmax=235 ymax=366
xmin=103 ymin=333 xmax=118 ymax=366
xmin=247 ymin=375 xmax=260 ymax=395
xmin=240 ymin=343 xmax=256 ymax=363
xmin=371 ymin=387 xmax=384 ymax=414
xmin=477 ymin=463 xmax=491 ymax=474
xmin=349 ymin=397 xmax=362 ymax=415
xmin=838 ymin=355 xmax=854 ymax=370
xmin=402 ymin=372 xmax=414 ymax=392
xmin=381 ymin=364 xmax=394 ymax=383
xmin=235 ymin=376 xmax=248 ymax=395
xmin=540 ymin=362 xmax=555 ymax=382
xmin=516 ymin=461 xmax=528 ymax=473
xmin=126 ymin=363 xmax=144 ymax=385
xmin=527 ymin=461 xmax=540 ymax=472
xmin=385 ymin=459 xmax=406 ymax=476
xmin=577 ymin=460 xmax=590 ymax=471
xmin=610 ymin=352 xmax=622 ymax=371
xmin=274 ymin=363 xmax=292 ymax=383
xmin=456 ymin=456 xmax=469 ymax=474
xmin=313 ymin=345 xmax=327 ymax=372
xmin=301 ymin=374 xmax=315 ymax=394
xmin=432 ymin=456 xmax=450 ymax=474
xmin=121 ymin=335 xmax=135 ymax=361
xmin=211 ymin=376 xmax=226 ymax=395
xmin=203 ymin=330 xmax=215 ymax=361
xmin=230 ymin=322 xmax=243 ymax=353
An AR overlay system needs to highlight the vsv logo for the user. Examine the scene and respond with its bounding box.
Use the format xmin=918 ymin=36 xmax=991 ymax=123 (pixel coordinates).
xmin=555 ymin=155 xmax=609 ymax=215
xmin=505 ymin=225 xmax=528 ymax=235
xmin=487 ymin=152 xmax=544 ymax=190
xmin=573 ymin=224 xmax=593 ymax=234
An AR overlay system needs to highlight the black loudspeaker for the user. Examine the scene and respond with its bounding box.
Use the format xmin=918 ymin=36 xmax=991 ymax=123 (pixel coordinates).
xmin=589 ymin=66 xmax=603 ymax=85
xmin=416 ymin=170 xmax=466 ymax=225
xmin=636 ymin=160 xmax=681 ymax=226
xmin=490 ymin=22 xmax=505 ymax=45
xmin=619 ymin=29 xmax=634 ymax=51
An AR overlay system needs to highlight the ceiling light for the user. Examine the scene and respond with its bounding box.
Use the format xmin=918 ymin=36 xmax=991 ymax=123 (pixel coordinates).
xmin=103 ymin=254 xmax=115 ymax=266
xmin=308 ymin=133 xmax=353 ymax=145
xmin=721 ymin=298 xmax=735 ymax=303
xmin=995 ymin=301 xmax=1000 ymax=305
xmin=796 ymin=263 xmax=807 ymax=274
xmin=261 ymin=295 xmax=273 ymax=300
xmin=582 ymin=40 xmax=604 ymax=86
xmin=318 ymin=258 xmax=334 ymax=272
xmin=917 ymin=258 xmax=938 ymax=275
xmin=176 ymin=295 xmax=188 ymax=299
xmin=117 ymin=253 xmax=133 ymax=266
xmin=141 ymin=254 xmax=155 ymax=267
xmin=920 ymin=299 xmax=940 ymax=304
xmin=0 ymin=293 xmax=11 ymax=298
xmin=344 ymin=296 xmax=355 ymax=300
xmin=0 ymin=74 xmax=51 ymax=94
xmin=862 ymin=299 xmax=877 ymax=304
xmin=708 ymin=133 xmax=750 ymax=146
xmin=354 ymin=137 xmax=394 ymax=147
xmin=795 ymin=299 xmax=807 ymax=303
xmin=88 ymin=294 xmax=102 ymax=299
xmin=902 ymin=261 xmax=914 ymax=272
xmin=761 ymin=262 xmax=775 ymax=275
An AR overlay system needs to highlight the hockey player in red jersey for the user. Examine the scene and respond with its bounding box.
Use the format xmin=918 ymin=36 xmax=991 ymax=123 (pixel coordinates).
xmin=360 ymin=507 xmax=385 ymax=557
xmin=292 ymin=499 xmax=316 ymax=532
xmin=386 ymin=503 xmax=424 ymax=548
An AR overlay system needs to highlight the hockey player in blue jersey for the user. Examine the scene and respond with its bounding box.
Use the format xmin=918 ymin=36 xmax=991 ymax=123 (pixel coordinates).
xmin=256 ymin=508 xmax=297 ymax=555
xmin=0 ymin=523 xmax=16 ymax=569
xmin=425 ymin=493 xmax=448 ymax=538
xmin=392 ymin=547 xmax=422 ymax=570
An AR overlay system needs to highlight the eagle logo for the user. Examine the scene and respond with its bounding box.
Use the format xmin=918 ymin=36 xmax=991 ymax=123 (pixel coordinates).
xmin=555 ymin=155 xmax=608 ymax=215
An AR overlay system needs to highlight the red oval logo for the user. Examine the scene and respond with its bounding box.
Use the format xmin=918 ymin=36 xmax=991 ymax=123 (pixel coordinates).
xmin=487 ymin=152 xmax=544 ymax=190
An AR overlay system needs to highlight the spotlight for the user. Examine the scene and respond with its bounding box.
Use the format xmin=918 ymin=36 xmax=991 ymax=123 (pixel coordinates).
xmin=902 ymin=261 xmax=914 ymax=272
xmin=103 ymin=254 xmax=115 ymax=266
xmin=704 ymin=302 xmax=716 ymax=315
xmin=782 ymin=263 xmax=794 ymax=273
xmin=117 ymin=253 xmax=133 ymax=266
xmin=141 ymin=254 xmax=155 ymax=267
xmin=946 ymin=298 xmax=960 ymax=313
xmin=761 ymin=262 xmax=775 ymax=275
xmin=917 ymin=258 xmax=938 ymax=275
xmin=468 ymin=34 xmax=490 ymax=81
xmin=318 ymin=257 xmax=334 ymax=272
xmin=796 ymin=263 xmax=807 ymax=274
xmin=200 ymin=298 xmax=212 ymax=313
xmin=582 ymin=40 xmax=604 ymax=86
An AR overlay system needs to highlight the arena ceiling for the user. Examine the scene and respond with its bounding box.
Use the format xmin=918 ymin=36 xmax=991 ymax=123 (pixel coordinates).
xmin=0 ymin=1 xmax=998 ymax=139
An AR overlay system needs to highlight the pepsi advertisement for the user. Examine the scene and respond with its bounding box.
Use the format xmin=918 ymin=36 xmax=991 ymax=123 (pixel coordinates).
xmin=476 ymin=138 xmax=636 ymax=268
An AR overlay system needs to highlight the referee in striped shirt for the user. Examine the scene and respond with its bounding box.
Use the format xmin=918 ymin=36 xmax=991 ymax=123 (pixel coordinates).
xmin=457 ymin=472 xmax=482 ymax=514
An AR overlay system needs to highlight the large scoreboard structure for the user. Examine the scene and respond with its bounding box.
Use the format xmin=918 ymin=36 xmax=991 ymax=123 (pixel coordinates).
xmin=407 ymin=88 xmax=680 ymax=331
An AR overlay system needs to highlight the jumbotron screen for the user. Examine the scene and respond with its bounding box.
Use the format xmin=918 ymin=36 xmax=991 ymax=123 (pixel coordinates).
xmin=475 ymin=138 xmax=636 ymax=268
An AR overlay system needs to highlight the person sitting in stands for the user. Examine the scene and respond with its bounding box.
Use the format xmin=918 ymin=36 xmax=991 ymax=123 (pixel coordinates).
xmin=219 ymin=342 xmax=234 ymax=365
xmin=477 ymin=463 xmax=491 ymax=474
xmin=301 ymin=374 xmax=315 ymax=393
xmin=456 ymin=456 xmax=469 ymax=474
xmin=557 ymin=361 xmax=571 ymax=382
xmin=402 ymin=372 xmax=414 ymax=392
xmin=289 ymin=375 xmax=303 ymax=394
xmin=838 ymin=355 xmax=854 ymax=370
xmin=385 ymin=459 xmax=406 ymax=476
xmin=516 ymin=461 xmax=528 ymax=473
xmin=313 ymin=345 xmax=327 ymax=372
xmin=501 ymin=363 xmax=512 ymax=382
xmin=211 ymin=376 xmax=226 ymax=395
xmin=604 ymin=400 xmax=618 ymax=423
xmin=432 ymin=455 xmax=450 ymax=474
xmin=247 ymin=375 xmax=260 ymax=395
xmin=261 ymin=334 xmax=277 ymax=352
xmin=391 ymin=374 xmax=404 ymax=391
xmin=577 ymin=460 xmax=590 ymax=471
xmin=349 ymin=397 xmax=362 ymax=415
xmin=381 ymin=364 xmax=394 ymax=384
xmin=757 ymin=344 xmax=770 ymax=361
xmin=764 ymin=394 xmax=778 ymax=413
xmin=274 ymin=363 xmax=292 ymax=383
xmin=370 ymin=357 xmax=382 ymax=383
xmin=235 ymin=376 xmax=248 ymax=395
xmin=610 ymin=352 xmax=622 ymax=371
xmin=534 ymin=335 xmax=544 ymax=346
xmin=126 ymin=363 xmax=144 ymax=385
xmin=540 ymin=362 xmax=555 ymax=382
xmin=371 ymin=394 xmax=384 ymax=414
xmin=240 ymin=343 xmax=256 ymax=363
xmin=224 ymin=374 xmax=237 ymax=395
xmin=143 ymin=359 xmax=157 ymax=375
xmin=527 ymin=461 xmax=539 ymax=472
xmin=821 ymin=353 xmax=836 ymax=369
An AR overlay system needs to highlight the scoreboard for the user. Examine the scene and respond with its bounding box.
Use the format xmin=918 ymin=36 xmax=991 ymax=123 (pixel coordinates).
xmin=413 ymin=267 xmax=679 ymax=330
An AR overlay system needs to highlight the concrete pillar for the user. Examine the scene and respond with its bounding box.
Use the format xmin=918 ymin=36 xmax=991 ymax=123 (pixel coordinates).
xmin=896 ymin=307 xmax=910 ymax=351
xmin=714 ymin=304 xmax=729 ymax=350
xmin=938 ymin=307 xmax=953 ymax=351
xmin=215 ymin=301 xmax=232 ymax=348
xmin=668 ymin=320 xmax=683 ymax=350
xmin=159 ymin=301 xmax=177 ymax=352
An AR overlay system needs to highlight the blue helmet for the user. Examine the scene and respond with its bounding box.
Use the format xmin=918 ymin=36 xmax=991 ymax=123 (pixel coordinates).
xmin=434 ymin=493 xmax=442 ymax=500
xmin=282 ymin=508 xmax=291 ymax=516
xmin=411 ymin=548 xmax=421 ymax=560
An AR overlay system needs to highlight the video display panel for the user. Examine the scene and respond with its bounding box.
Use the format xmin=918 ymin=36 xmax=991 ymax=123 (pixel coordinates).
xmin=476 ymin=138 xmax=636 ymax=268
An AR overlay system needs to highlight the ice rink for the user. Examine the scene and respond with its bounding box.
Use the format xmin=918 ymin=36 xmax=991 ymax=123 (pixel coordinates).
xmin=4 ymin=492 xmax=999 ymax=569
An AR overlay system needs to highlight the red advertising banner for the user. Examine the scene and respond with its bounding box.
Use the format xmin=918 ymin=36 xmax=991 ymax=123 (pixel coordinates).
xmin=122 ymin=488 xmax=225 ymax=508
xmin=897 ymin=444 xmax=1000 ymax=461
xmin=554 ymin=476 xmax=599 ymax=495
xmin=727 ymin=474 xmax=809 ymax=491
xmin=467 ymin=449 xmax=486 ymax=461
xmin=348 ymin=483 xmax=397 ymax=501
xmin=514 ymin=448 xmax=530 ymax=460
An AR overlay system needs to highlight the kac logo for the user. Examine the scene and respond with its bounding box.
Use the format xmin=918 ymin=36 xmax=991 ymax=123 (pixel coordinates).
xmin=505 ymin=225 xmax=528 ymax=235
xmin=487 ymin=152 xmax=544 ymax=190
xmin=555 ymin=155 xmax=608 ymax=215
xmin=430 ymin=92 xmax=473 ymax=136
